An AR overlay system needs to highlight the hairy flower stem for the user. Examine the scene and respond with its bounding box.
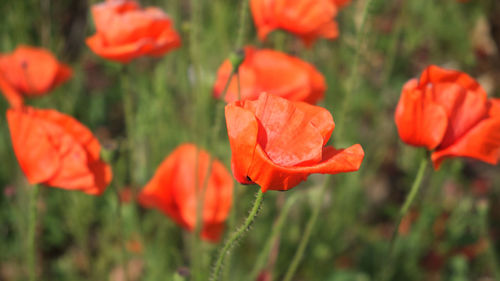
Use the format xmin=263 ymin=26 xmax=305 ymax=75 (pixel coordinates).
xmin=211 ymin=190 xmax=265 ymax=281
xmin=379 ymin=156 xmax=428 ymax=281
xmin=282 ymin=177 xmax=331 ymax=281
xmin=247 ymin=193 xmax=300 ymax=281
xmin=27 ymin=186 xmax=39 ymax=281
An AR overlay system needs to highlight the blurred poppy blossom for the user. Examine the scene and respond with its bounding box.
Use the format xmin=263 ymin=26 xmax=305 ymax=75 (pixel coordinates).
xmin=0 ymin=46 xmax=72 ymax=108
xmin=213 ymin=46 xmax=326 ymax=103
xmin=250 ymin=0 xmax=342 ymax=46
xmin=7 ymin=106 xmax=113 ymax=195
xmin=395 ymin=65 xmax=500 ymax=169
xmin=138 ymin=144 xmax=233 ymax=242
xmin=225 ymin=92 xmax=364 ymax=192
xmin=86 ymin=0 xmax=181 ymax=63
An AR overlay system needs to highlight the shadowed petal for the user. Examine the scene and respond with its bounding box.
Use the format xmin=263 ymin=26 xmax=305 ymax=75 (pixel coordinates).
xmin=395 ymin=79 xmax=448 ymax=150
xmin=248 ymin=144 xmax=364 ymax=192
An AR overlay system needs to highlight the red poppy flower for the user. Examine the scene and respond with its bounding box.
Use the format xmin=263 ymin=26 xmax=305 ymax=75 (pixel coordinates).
xmin=7 ymin=106 xmax=113 ymax=195
xmin=213 ymin=46 xmax=326 ymax=104
xmin=138 ymin=144 xmax=233 ymax=242
xmin=86 ymin=0 xmax=181 ymax=63
xmin=225 ymin=92 xmax=364 ymax=192
xmin=395 ymin=65 xmax=500 ymax=169
xmin=250 ymin=0 xmax=340 ymax=46
xmin=0 ymin=46 xmax=72 ymax=108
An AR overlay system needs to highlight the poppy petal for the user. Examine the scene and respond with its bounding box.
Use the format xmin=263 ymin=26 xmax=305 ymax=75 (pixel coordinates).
xmin=249 ymin=93 xmax=324 ymax=167
xmin=0 ymin=74 xmax=23 ymax=108
xmin=248 ymin=143 xmax=364 ymax=192
xmin=213 ymin=47 xmax=326 ymax=104
xmin=419 ymin=65 xmax=486 ymax=96
xmin=431 ymin=82 xmax=488 ymax=149
xmin=431 ymin=116 xmax=500 ymax=169
xmin=7 ymin=108 xmax=59 ymax=184
xmin=395 ymin=79 xmax=448 ymax=150
xmin=225 ymin=103 xmax=259 ymax=184
xmin=87 ymin=0 xmax=180 ymax=62
xmin=138 ymin=144 xmax=233 ymax=242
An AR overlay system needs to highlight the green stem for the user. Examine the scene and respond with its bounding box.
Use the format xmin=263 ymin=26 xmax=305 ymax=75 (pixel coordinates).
xmin=210 ymin=190 xmax=265 ymax=281
xmin=282 ymin=177 xmax=331 ymax=281
xmin=247 ymin=193 xmax=300 ymax=281
xmin=28 ymin=186 xmax=39 ymax=281
xmin=379 ymin=156 xmax=428 ymax=281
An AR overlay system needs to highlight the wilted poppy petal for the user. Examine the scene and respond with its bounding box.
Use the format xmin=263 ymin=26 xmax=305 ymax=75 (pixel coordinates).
xmin=395 ymin=79 xmax=448 ymax=150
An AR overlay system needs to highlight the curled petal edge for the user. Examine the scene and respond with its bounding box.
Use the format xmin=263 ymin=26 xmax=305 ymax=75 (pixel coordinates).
xmin=248 ymin=143 xmax=365 ymax=192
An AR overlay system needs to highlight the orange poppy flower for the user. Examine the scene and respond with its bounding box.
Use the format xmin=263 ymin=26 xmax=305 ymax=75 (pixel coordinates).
xmin=138 ymin=144 xmax=233 ymax=242
xmin=0 ymin=46 xmax=72 ymax=108
xmin=7 ymin=106 xmax=113 ymax=195
xmin=213 ymin=46 xmax=326 ymax=104
xmin=86 ymin=0 xmax=181 ymax=63
xmin=225 ymin=92 xmax=364 ymax=192
xmin=395 ymin=65 xmax=500 ymax=169
xmin=250 ymin=0 xmax=340 ymax=46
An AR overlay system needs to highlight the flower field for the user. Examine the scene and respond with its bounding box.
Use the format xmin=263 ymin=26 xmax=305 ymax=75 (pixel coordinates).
xmin=0 ymin=0 xmax=499 ymax=280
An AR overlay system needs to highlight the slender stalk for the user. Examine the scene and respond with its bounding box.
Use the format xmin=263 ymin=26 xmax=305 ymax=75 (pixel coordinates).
xmin=282 ymin=178 xmax=331 ymax=281
xmin=378 ymin=156 xmax=428 ymax=281
xmin=27 ymin=186 xmax=39 ymax=281
xmin=390 ymin=158 xmax=427 ymax=248
xmin=247 ymin=193 xmax=300 ymax=281
xmin=210 ymin=190 xmax=265 ymax=281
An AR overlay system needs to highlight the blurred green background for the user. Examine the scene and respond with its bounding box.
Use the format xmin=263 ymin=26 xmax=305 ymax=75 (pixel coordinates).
xmin=1 ymin=0 xmax=500 ymax=280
